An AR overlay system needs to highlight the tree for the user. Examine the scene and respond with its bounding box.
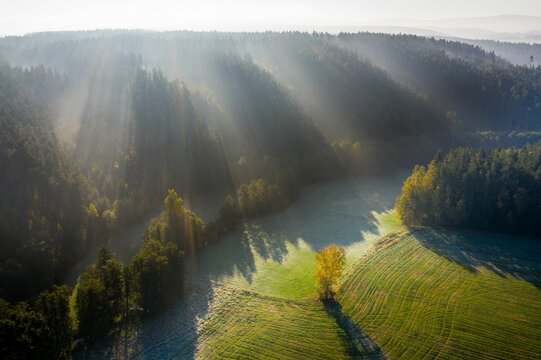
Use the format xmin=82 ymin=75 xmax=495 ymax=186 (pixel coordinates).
xmin=395 ymin=145 xmax=541 ymax=235
xmin=101 ymin=208 xmax=117 ymax=233
xmin=130 ymin=239 xmax=183 ymax=312
xmin=34 ymin=285 xmax=73 ymax=359
xmin=0 ymin=285 xmax=73 ymax=359
xmin=86 ymin=202 xmax=105 ymax=246
xmin=218 ymin=195 xmax=240 ymax=231
xmin=316 ymin=244 xmax=346 ymax=300
xmin=96 ymin=248 xmax=124 ymax=324
xmin=72 ymin=269 xmax=107 ymax=340
xmin=0 ymin=299 xmax=47 ymax=360
xmin=144 ymin=189 xmax=206 ymax=250
xmin=72 ymin=248 xmax=124 ymax=341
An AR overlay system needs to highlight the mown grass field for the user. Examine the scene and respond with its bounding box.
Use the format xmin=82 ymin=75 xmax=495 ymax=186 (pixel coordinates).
xmin=340 ymin=230 xmax=541 ymax=359
xmin=86 ymin=227 xmax=541 ymax=360
xmin=191 ymin=226 xmax=541 ymax=360
xmin=85 ymin=175 xmax=541 ymax=359
xmin=195 ymin=210 xmax=400 ymax=300
xmin=195 ymin=290 xmax=354 ymax=360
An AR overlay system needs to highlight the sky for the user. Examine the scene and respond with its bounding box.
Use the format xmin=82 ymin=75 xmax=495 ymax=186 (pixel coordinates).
xmin=1 ymin=0 xmax=541 ymax=36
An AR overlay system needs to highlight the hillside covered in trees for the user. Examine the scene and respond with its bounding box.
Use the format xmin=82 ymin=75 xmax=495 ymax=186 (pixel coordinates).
xmin=1 ymin=30 xmax=541 ymax=358
xmin=397 ymin=144 xmax=541 ymax=235
xmin=1 ymin=29 xmax=540 ymax=302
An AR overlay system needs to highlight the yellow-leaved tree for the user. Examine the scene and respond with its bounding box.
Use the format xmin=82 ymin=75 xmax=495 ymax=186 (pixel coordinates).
xmin=316 ymin=244 xmax=345 ymax=300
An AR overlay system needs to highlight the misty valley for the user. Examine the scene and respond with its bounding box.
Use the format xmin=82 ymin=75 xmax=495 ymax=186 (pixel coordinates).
xmin=0 ymin=30 xmax=540 ymax=359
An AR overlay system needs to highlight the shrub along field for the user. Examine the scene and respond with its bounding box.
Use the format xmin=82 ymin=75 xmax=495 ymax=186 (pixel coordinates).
xmin=340 ymin=230 xmax=541 ymax=359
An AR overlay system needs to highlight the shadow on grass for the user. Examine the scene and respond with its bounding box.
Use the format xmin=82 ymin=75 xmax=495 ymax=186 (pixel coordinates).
xmin=74 ymin=277 xmax=216 ymax=360
xmin=414 ymin=228 xmax=541 ymax=289
xmin=195 ymin=174 xmax=405 ymax=284
xmin=323 ymin=299 xmax=387 ymax=360
xmin=75 ymin=174 xmax=405 ymax=359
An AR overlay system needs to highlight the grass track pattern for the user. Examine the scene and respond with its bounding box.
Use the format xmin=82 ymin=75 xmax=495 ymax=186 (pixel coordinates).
xmin=340 ymin=230 xmax=541 ymax=359
xmin=195 ymin=290 xmax=353 ymax=359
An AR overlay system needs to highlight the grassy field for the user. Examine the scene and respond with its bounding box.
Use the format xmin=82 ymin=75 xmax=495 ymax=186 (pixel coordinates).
xmin=192 ymin=226 xmax=541 ymax=360
xmin=340 ymin=230 xmax=541 ymax=359
xmin=200 ymin=210 xmax=399 ymax=300
xmin=83 ymin=174 xmax=541 ymax=359
xmin=195 ymin=290 xmax=354 ymax=360
xmin=83 ymin=227 xmax=541 ymax=360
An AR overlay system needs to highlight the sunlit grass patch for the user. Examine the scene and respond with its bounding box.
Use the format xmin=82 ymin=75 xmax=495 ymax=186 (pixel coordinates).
xmin=340 ymin=230 xmax=541 ymax=359
xmin=196 ymin=290 xmax=353 ymax=360
xmin=206 ymin=209 xmax=401 ymax=300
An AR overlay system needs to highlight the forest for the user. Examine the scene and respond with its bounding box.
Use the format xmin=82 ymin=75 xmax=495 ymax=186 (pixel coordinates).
xmin=396 ymin=144 xmax=541 ymax=235
xmin=1 ymin=30 xmax=540 ymax=358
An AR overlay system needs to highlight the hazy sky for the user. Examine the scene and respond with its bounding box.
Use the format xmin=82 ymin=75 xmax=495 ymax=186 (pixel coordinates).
xmin=1 ymin=0 xmax=541 ymax=35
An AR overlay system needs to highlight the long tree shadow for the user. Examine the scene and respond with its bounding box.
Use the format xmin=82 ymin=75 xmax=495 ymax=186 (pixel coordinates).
xmin=76 ymin=174 xmax=405 ymax=359
xmin=414 ymin=228 xmax=541 ymax=288
xmin=323 ymin=299 xmax=387 ymax=360
xmin=195 ymin=173 xmax=405 ymax=285
xmin=75 ymin=276 xmax=217 ymax=360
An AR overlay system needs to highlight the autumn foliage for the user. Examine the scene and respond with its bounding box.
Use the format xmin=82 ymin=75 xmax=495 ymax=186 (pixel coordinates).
xmin=315 ymin=244 xmax=346 ymax=300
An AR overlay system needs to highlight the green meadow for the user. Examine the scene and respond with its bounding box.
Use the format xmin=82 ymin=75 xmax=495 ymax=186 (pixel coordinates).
xmin=86 ymin=177 xmax=541 ymax=359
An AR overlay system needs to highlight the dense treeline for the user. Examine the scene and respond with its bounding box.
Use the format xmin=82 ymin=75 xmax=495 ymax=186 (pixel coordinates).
xmin=121 ymin=69 xmax=231 ymax=223
xmin=1 ymin=285 xmax=72 ymax=359
xmin=397 ymin=144 xmax=541 ymax=235
xmin=143 ymin=189 xmax=206 ymax=251
xmin=3 ymin=31 xmax=540 ymax=223
xmin=1 ymin=30 xmax=540 ymax=300
xmin=0 ymin=64 xmax=89 ymax=301
xmin=250 ymin=38 xmax=450 ymax=142
xmin=338 ymin=33 xmax=541 ymax=131
xmin=1 ymin=190 xmax=192 ymax=358
xmin=465 ymin=39 xmax=541 ymax=67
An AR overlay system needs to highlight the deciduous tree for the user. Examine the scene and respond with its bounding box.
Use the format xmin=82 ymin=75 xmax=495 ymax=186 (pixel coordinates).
xmin=316 ymin=244 xmax=345 ymax=300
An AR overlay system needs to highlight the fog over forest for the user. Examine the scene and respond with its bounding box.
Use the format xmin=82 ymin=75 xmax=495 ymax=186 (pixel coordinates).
xmin=1 ymin=5 xmax=540 ymax=359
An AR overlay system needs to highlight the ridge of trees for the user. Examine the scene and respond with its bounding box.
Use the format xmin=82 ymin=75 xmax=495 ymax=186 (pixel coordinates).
xmin=0 ymin=64 xmax=88 ymax=301
xmin=338 ymin=33 xmax=541 ymax=131
xmin=397 ymin=143 xmax=541 ymax=235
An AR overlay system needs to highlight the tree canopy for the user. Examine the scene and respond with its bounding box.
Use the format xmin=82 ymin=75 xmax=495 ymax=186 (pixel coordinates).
xmin=316 ymin=244 xmax=346 ymax=300
xmin=397 ymin=144 xmax=541 ymax=235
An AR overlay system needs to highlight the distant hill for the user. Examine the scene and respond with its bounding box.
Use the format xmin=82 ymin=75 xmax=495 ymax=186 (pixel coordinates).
xmin=368 ymin=14 xmax=541 ymax=42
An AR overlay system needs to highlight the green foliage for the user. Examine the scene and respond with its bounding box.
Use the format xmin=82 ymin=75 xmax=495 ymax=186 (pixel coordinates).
xmin=237 ymin=179 xmax=288 ymax=217
xmin=85 ymin=202 xmax=109 ymax=246
xmin=218 ymin=195 xmax=241 ymax=232
xmin=2 ymin=30 xmax=541 ymax=357
xmin=72 ymin=248 xmax=125 ymax=340
xmin=0 ymin=300 xmax=47 ymax=360
xmin=397 ymin=144 xmax=541 ymax=234
xmin=339 ymin=33 xmax=541 ymax=131
xmin=33 ymin=285 xmax=73 ymax=359
xmin=145 ymin=189 xmax=206 ymax=251
xmin=0 ymin=285 xmax=72 ymax=360
xmin=130 ymin=239 xmax=183 ymax=312
xmin=101 ymin=207 xmax=117 ymax=232
xmin=123 ymin=69 xmax=230 ymax=221
xmin=0 ymin=64 xmax=87 ymax=300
